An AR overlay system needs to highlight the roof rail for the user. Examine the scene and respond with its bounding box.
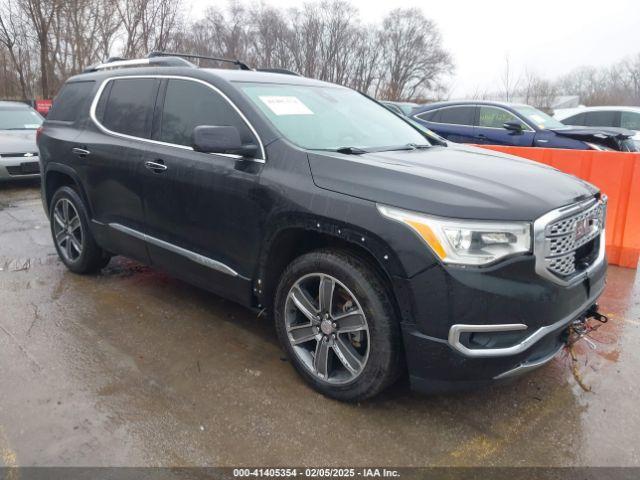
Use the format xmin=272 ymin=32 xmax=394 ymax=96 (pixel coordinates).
xmin=256 ymin=68 xmax=300 ymax=76
xmin=148 ymin=51 xmax=252 ymax=71
xmin=83 ymin=55 xmax=195 ymax=73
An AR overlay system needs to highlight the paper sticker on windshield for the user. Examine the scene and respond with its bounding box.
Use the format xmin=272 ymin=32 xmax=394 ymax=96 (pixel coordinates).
xmin=259 ymin=96 xmax=313 ymax=116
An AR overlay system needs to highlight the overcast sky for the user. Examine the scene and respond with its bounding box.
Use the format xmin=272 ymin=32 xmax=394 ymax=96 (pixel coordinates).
xmin=188 ymin=0 xmax=640 ymax=97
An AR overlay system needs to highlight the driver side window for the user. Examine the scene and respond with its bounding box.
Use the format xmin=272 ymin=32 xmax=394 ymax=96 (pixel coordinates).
xmin=478 ymin=107 xmax=525 ymax=129
xmin=159 ymin=79 xmax=256 ymax=148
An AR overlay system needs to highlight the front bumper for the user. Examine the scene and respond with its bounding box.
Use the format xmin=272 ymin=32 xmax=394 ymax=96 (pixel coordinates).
xmin=395 ymin=250 xmax=607 ymax=394
xmin=0 ymin=155 xmax=41 ymax=180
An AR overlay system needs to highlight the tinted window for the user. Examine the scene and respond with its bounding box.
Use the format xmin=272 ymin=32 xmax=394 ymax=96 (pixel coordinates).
xmin=416 ymin=110 xmax=438 ymax=122
xmin=478 ymin=106 xmax=524 ymax=129
xmin=583 ymin=111 xmax=617 ymax=127
xmin=47 ymin=81 xmax=95 ymax=122
xmin=160 ymin=79 xmax=255 ymax=147
xmin=102 ymin=78 xmax=160 ymax=138
xmin=433 ymin=106 xmax=475 ymax=126
xmin=561 ymin=113 xmax=585 ymax=126
xmin=621 ymin=111 xmax=640 ymax=130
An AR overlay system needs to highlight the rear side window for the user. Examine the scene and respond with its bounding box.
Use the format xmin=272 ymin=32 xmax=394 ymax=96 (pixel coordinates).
xmin=432 ymin=106 xmax=475 ymax=126
xmin=583 ymin=111 xmax=617 ymax=127
xmin=101 ymin=78 xmax=160 ymax=138
xmin=158 ymin=79 xmax=255 ymax=147
xmin=47 ymin=81 xmax=95 ymax=122
xmin=561 ymin=113 xmax=585 ymax=126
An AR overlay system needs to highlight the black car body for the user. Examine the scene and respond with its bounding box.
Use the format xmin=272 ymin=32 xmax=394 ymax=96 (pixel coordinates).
xmin=37 ymin=55 xmax=608 ymax=400
xmin=412 ymin=100 xmax=638 ymax=152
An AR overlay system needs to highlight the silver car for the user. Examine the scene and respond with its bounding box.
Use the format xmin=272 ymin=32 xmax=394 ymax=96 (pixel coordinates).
xmin=0 ymin=101 xmax=43 ymax=180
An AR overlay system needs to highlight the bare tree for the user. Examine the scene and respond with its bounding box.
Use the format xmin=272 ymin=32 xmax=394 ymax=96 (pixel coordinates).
xmin=19 ymin=0 xmax=60 ymax=97
xmin=499 ymin=54 xmax=521 ymax=102
xmin=378 ymin=8 xmax=453 ymax=100
xmin=0 ymin=0 xmax=31 ymax=98
xmin=521 ymin=69 xmax=558 ymax=111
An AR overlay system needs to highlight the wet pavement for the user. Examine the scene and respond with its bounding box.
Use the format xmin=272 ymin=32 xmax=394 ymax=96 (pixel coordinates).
xmin=0 ymin=181 xmax=639 ymax=467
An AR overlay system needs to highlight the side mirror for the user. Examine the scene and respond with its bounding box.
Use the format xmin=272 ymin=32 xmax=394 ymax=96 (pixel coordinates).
xmin=192 ymin=125 xmax=258 ymax=157
xmin=503 ymin=121 xmax=524 ymax=133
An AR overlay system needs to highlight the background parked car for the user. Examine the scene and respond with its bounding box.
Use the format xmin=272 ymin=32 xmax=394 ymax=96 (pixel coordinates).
xmin=0 ymin=101 xmax=43 ymax=180
xmin=411 ymin=101 xmax=638 ymax=151
xmin=554 ymin=106 xmax=640 ymax=148
xmin=381 ymin=101 xmax=419 ymax=116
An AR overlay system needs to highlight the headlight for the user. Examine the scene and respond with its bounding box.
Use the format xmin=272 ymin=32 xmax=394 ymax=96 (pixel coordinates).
xmin=377 ymin=205 xmax=531 ymax=266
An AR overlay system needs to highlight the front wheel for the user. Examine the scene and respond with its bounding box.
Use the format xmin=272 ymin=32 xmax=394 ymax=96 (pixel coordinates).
xmin=274 ymin=249 xmax=402 ymax=401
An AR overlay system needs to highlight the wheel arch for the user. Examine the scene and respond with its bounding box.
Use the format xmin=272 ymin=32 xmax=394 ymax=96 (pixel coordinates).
xmin=255 ymin=218 xmax=408 ymax=321
xmin=43 ymin=164 xmax=91 ymax=218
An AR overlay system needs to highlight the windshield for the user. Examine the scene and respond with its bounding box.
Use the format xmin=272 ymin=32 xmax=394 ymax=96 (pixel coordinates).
xmin=513 ymin=105 xmax=565 ymax=130
xmin=238 ymin=82 xmax=429 ymax=150
xmin=0 ymin=107 xmax=43 ymax=130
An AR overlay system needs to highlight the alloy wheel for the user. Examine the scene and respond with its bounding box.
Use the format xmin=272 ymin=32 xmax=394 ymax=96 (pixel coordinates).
xmin=52 ymin=198 xmax=83 ymax=263
xmin=284 ymin=273 xmax=370 ymax=384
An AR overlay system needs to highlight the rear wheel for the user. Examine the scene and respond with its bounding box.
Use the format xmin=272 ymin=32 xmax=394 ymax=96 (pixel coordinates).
xmin=50 ymin=186 xmax=110 ymax=274
xmin=274 ymin=249 xmax=402 ymax=401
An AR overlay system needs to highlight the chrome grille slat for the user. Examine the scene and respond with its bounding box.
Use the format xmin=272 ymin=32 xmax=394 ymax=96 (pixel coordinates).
xmin=534 ymin=197 xmax=606 ymax=284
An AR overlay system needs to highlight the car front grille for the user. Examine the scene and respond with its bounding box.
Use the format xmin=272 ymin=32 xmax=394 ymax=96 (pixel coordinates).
xmin=534 ymin=196 xmax=606 ymax=284
xmin=6 ymin=162 xmax=40 ymax=176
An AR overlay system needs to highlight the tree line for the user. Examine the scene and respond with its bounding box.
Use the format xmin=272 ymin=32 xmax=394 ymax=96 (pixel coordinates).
xmin=0 ymin=0 xmax=453 ymax=101
xmin=472 ymin=54 xmax=640 ymax=110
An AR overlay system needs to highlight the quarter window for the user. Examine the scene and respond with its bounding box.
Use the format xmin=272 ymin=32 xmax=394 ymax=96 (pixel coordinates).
xmin=48 ymin=81 xmax=95 ymax=122
xmin=101 ymin=78 xmax=160 ymax=138
xmin=478 ymin=107 xmax=525 ymax=129
xmin=561 ymin=113 xmax=585 ymax=126
xmin=621 ymin=111 xmax=640 ymax=130
xmin=159 ymin=79 xmax=256 ymax=148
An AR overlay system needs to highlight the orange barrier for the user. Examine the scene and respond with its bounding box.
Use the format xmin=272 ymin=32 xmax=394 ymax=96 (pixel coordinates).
xmin=478 ymin=146 xmax=640 ymax=269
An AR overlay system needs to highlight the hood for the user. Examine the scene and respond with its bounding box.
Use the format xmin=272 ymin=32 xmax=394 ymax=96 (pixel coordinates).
xmin=0 ymin=130 xmax=38 ymax=154
xmin=550 ymin=126 xmax=635 ymax=150
xmin=308 ymin=144 xmax=598 ymax=221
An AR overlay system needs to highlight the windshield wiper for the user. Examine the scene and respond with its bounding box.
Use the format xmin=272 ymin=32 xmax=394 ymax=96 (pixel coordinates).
xmin=406 ymin=143 xmax=431 ymax=150
xmin=334 ymin=146 xmax=369 ymax=155
xmin=373 ymin=143 xmax=432 ymax=152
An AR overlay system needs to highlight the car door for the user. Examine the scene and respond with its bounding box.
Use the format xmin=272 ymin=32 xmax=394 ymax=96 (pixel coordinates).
xmin=79 ymin=77 xmax=161 ymax=263
xmin=475 ymin=106 xmax=535 ymax=146
xmin=414 ymin=105 xmax=477 ymax=143
xmin=142 ymin=77 xmax=265 ymax=304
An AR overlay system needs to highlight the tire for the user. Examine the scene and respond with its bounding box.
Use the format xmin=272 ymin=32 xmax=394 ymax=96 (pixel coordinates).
xmin=274 ymin=249 xmax=402 ymax=401
xmin=49 ymin=186 xmax=110 ymax=274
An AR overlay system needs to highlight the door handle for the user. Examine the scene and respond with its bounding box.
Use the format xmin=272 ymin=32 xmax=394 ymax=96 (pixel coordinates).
xmin=144 ymin=160 xmax=168 ymax=173
xmin=477 ymin=133 xmax=487 ymax=139
xmin=72 ymin=147 xmax=90 ymax=158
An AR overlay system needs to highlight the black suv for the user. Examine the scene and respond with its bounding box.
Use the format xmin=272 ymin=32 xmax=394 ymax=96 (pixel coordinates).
xmin=38 ymin=54 xmax=607 ymax=401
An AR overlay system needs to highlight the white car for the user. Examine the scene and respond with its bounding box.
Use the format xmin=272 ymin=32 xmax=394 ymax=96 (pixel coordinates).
xmin=0 ymin=101 xmax=43 ymax=180
xmin=554 ymin=106 xmax=640 ymax=147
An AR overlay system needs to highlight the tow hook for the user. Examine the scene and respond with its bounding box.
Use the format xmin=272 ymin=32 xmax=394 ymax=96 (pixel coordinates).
xmin=564 ymin=304 xmax=608 ymax=348
xmin=586 ymin=304 xmax=608 ymax=324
